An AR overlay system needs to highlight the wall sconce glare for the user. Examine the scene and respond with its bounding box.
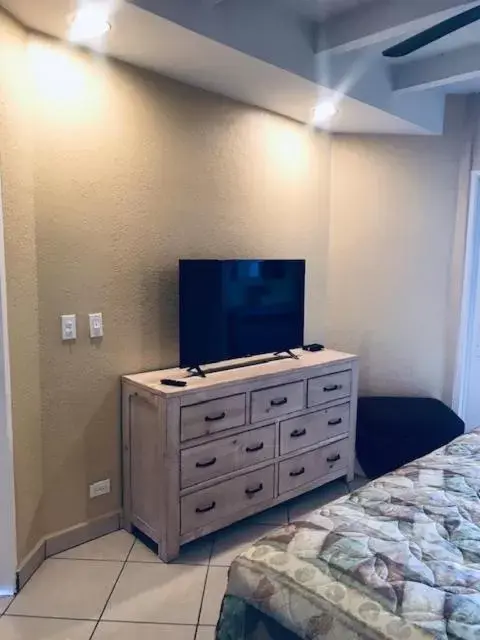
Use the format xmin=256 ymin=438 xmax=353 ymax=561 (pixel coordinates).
xmin=312 ymin=101 xmax=338 ymax=126
xmin=69 ymin=3 xmax=112 ymax=42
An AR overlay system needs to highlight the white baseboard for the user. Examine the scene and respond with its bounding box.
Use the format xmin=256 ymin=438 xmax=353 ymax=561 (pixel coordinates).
xmin=16 ymin=540 xmax=46 ymax=591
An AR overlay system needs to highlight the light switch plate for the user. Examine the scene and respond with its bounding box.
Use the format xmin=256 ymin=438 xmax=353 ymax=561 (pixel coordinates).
xmin=61 ymin=314 xmax=77 ymax=341
xmin=89 ymin=312 xmax=103 ymax=338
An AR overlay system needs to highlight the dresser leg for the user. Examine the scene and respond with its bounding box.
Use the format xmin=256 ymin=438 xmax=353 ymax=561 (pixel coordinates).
xmin=158 ymin=539 xmax=180 ymax=563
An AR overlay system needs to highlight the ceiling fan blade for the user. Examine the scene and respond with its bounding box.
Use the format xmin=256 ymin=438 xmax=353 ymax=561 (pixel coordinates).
xmin=383 ymin=5 xmax=480 ymax=58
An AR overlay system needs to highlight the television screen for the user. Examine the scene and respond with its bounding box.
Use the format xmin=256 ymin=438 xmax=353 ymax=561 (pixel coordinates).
xmin=179 ymin=259 xmax=305 ymax=368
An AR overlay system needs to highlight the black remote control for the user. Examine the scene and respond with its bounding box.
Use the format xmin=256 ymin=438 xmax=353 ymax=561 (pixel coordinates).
xmin=160 ymin=378 xmax=187 ymax=387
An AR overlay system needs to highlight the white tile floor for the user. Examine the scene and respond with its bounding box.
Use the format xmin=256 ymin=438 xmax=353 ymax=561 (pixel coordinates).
xmin=0 ymin=478 xmax=365 ymax=640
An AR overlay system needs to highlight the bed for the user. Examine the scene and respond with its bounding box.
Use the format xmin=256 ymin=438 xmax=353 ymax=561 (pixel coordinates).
xmin=216 ymin=429 xmax=480 ymax=640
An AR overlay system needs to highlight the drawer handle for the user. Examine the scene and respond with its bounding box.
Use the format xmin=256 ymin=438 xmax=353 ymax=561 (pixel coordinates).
xmin=289 ymin=467 xmax=305 ymax=478
xmin=195 ymin=457 xmax=217 ymax=468
xmin=205 ymin=411 xmax=226 ymax=422
xmin=327 ymin=454 xmax=341 ymax=463
xmin=324 ymin=384 xmax=342 ymax=393
xmin=195 ymin=501 xmax=216 ymax=514
xmin=270 ymin=397 xmax=288 ymax=407
xmin=291 ymin=428 xmax=307 ymax=439
xmin=328 ymin=418 xmax=343 ymax=426
xmin=246 ymin=442 xmax=264 ymax=453
xmin=245 ymin=483 xmax=263 ymax=496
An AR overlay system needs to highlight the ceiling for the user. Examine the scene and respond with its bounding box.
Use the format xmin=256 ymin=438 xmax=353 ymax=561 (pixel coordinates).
xmin=2 ymin=0 xmax=480 ymax=134
xmin=280 ymin=0 xmax=378 ymax=21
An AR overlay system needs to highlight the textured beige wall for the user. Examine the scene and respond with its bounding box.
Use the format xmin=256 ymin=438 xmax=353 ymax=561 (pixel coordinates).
xmin=326 ymin=106 xmax=466 ymax=400
xmin=0 ymin=12 xmax=43 ymax=561
xmin=27 ymin=36 xmax=331 ymax=537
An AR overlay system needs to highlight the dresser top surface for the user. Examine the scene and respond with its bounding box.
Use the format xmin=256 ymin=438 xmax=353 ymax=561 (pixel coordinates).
xmin=123 ymin=349 xmax=357 ymax=397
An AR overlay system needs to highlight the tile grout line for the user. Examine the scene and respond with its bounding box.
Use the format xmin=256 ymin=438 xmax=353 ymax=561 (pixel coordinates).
xmin=86 ymin=542 xmax=134 ymax=640
xmin=91 ymin=619 xmax=198 ymax=627
xmin=196 ymin=534 xmax=224 ymax=639
xmin=5 ymin=613 xmax=99 ymax=621
xmin=194 ymin=540 xmax=214 ymax=639
xmin=124 ymin=535 xmax=136 ymax=563
xmin=51 ymin=557 xmax=132 ymax=563
xmin=193 ymin=536 xmax=217 ymax=638
xmin=5 ymin=611 xmax=199 ymax=626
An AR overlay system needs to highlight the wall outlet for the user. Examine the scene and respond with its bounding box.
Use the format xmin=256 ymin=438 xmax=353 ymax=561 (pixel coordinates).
xmin=61 ymin=314 xmax=77 ymax=341
xmin=89 ymin=478 xmax=111 ymax=499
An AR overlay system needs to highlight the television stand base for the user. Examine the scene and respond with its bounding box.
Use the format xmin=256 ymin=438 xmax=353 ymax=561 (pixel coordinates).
xmin=186 ymin=365 xmax=207 ymax=378
xmin=186 ymin=351 xmax=301 ymax=378
xmin=273 ymin=349 xmax=299 ymax=360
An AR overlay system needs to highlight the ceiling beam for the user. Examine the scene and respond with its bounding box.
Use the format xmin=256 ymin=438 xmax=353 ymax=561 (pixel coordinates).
xmin=316 ymin=0 xmax=480 ymax=53
xmin=391 ymin=43 xmax=480 ymax=92
xmin=132 ymin=0 xmax=317 ymax=81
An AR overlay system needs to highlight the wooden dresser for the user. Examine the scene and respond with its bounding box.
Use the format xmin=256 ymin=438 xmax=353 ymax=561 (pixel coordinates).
xmin=122 ymin=349 xmax=359 ymax=561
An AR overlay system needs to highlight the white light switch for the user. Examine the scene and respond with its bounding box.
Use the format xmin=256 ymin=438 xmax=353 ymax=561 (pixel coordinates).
xmin=89 ymin=312 xmax=103 ymax=338
xmin=61 ymin=314 xmax=77 ymax=341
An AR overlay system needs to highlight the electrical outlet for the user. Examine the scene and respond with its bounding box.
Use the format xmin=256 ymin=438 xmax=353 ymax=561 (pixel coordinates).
xmin=89 ymin=478 xmax=111 ymax=499
xmin=89 ymin=312 xmax=104 ymax=338
xmin=61 ymin=314 xmax=77 ymax=341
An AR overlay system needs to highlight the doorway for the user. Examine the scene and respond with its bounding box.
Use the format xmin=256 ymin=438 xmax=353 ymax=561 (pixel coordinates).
xmin=455 ymin=171 xmax=480 ymax=432
xmin=0 ymin=179 xmax=16 ymax=594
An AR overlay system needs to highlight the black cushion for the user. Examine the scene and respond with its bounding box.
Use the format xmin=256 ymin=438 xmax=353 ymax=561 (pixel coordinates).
xmin=356 ymin=397 xmax=465 ymax=479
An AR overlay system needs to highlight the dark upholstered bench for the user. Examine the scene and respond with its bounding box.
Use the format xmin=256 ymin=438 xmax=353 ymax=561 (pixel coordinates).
xmin=356 ymin=397 xmax=465 ymax=479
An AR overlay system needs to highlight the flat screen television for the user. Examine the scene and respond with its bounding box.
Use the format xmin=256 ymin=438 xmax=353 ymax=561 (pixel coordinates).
xmin=179 ymin=259 xmax=305 ymax=368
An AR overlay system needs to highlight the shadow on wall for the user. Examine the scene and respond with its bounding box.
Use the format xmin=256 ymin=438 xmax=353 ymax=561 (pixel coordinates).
xmin=142 ymin=267 xmax=179 ymax=370
xmin=85 ymin=384 xmax=121 ymax=522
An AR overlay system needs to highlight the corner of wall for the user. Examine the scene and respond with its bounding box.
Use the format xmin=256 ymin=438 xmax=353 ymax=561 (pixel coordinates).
xmin=0 ymin=8 xmax=44 ymax=566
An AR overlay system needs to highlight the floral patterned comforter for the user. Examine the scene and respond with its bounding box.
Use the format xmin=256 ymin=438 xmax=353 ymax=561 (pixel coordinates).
xmin=217 ymin=429 xmax=480 ymax=640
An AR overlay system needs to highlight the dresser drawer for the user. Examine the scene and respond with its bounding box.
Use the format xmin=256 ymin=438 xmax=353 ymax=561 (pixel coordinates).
xmin=251 ymin=381 xmax=304 ymax=423
xmin=280 ymin=403 xmax=350 ymax=455
xmin=278 ymin=438 xmax=350 ymax=495
xmin=307 ymin=371 xmax=351 ymax=407
xmin=180 ymin=394 xmax=246 ymax=442
xmin=320 ymin=438 xmax=350 ymax=475
xmin=181 ymin=466 xmax=275 ymax=534
xmin=180 ymin=424 xmax=276 ymax=489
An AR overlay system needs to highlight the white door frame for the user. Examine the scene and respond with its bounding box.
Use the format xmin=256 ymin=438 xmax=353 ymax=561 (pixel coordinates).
xmin=0 ymin=177 xmax=17 ymax=594
xmin=453 ymin=170 xmax=480 ymax=427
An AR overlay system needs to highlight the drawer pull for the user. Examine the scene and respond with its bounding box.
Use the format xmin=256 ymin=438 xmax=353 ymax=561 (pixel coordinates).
xmin=324 ymin=384 xmax=342 ymax=393
xmin=245 ymin=483 xmax=264 ymax=496
xmin=291 ymin=428 xmax=307 ymax=439
xmin=328 ymin=418 xmax=343 ymax=426
xmin=195 ymin=501 xmax=216 ymax=514
xmin=289 ymin=467 xmax=305 ymax=478
xmin=195 ymin=457 xmax=217 ymax=468
xmin=246 ymin=442 xmax=264 ymax=453
xmin=270 ymin=397 xmax=288 ymax=407
xmin=327 ymin=454 xmax=341 ymax=463
xmin=205 ymin=411 xmax=226 ymax=423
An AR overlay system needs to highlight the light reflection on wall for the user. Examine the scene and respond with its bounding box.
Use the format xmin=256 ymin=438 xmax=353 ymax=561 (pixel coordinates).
xmin=27 ymin=39 xmax=107 ymax=123
xmin=262 ymin=117 xmax=314 ymax=180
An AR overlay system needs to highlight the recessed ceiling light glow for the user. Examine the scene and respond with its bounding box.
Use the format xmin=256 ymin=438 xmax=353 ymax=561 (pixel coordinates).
xmin=312 ymin=101 xmax=338 ymax=126
xmin=69 ymin=4 xmax=112 ymax=42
